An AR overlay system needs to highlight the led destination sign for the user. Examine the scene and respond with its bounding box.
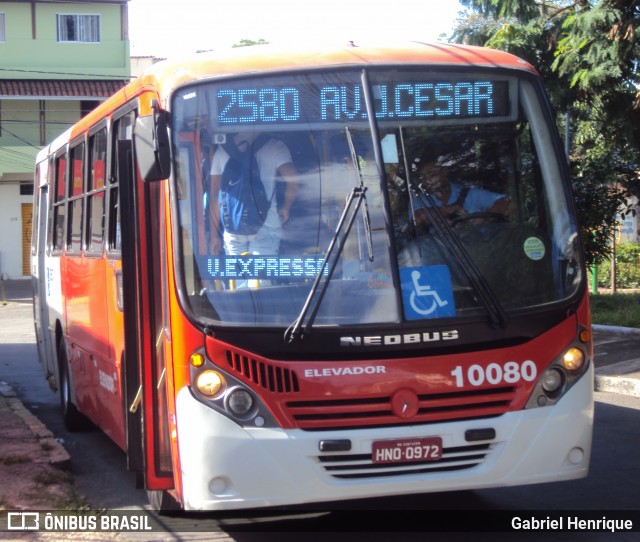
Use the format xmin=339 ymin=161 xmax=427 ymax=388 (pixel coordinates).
xmin=200 ymin=255 xmax=329 ymax=280
xmin=214 ymin=78 xmax=511 ymax=127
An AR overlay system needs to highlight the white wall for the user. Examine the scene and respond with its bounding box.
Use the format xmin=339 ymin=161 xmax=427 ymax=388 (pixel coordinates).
xmin=0 ymin=183 xmax=32 ymax=279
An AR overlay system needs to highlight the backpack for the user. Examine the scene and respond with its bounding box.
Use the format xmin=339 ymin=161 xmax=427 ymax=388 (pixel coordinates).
xmin=218 ymin=135 xmax=272 ymax=235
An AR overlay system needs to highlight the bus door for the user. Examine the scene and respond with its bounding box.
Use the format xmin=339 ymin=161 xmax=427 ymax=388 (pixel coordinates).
xmin=32 ymin=159 xmax=57 ymax=388
xmin=116 ymin=109 xmax=173 ymax=492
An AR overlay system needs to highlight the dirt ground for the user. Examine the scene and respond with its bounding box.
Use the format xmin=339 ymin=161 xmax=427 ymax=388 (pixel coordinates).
xmin=0 ymin=383 xmax=79 ymax=512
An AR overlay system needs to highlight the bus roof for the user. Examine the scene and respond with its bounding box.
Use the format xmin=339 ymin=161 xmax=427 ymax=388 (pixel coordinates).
xmin=139 ymin=41 xmax=537 ymax=98
xmin=69 ymin=41 xmax=538 ymax=140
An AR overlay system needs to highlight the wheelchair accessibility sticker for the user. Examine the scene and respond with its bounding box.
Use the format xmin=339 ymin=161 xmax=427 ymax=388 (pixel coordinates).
xmin=400 ymin=266 xmax=456 ymax=320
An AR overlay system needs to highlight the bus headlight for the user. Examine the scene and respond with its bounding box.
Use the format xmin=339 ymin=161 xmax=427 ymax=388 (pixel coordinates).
xmin=526 ymin=336 xmax=590 ymax=409
xmin=541 ymin=368 xmax=563 ymax=394
xmin=188 ymin=350 xmax=277 ymax=427
xmin=195 ymin=370 xmax=225 ymax=397
xmin=562 ymin=347 xmax=585 ymax=372
xmin=227 ymin=388 xmax=254 ymax=416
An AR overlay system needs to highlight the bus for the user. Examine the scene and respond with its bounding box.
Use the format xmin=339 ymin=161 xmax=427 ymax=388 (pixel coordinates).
xmin=31 ymin=41 xmax=593 ymax=512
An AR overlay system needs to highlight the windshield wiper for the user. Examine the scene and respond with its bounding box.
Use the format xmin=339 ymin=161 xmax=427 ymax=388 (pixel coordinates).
xmin=346 ymin=128 xmax=374 ymax=263
xmin=411 ymin=184 xmax=508 ymax=328
xmin=284 ymin=127 xmax=373 ymax=343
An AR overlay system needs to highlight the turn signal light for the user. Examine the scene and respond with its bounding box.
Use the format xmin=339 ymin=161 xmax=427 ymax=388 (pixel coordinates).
xmin=190 ymin=353 xmax=205 ymax=367
xmin=579 ymin=329 xmax=591 ymax=343
xmin=562 ymin=347 xmax=585 ymax=372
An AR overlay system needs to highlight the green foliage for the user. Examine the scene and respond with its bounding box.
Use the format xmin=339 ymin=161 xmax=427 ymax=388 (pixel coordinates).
xmin=590 ymin=293 xmax=640 ymax=328
xmin=597 ymin=242 xmax=640 ymax=289
xmin=451 ymin=11 xmax=505 ymax=45
xmin=450 ymin=0 xmax=640 ymax=266
xmin=458 ymin=0 xmax=541 ymax=22
xmin=552 ymin=4 xmax=636 ymax=90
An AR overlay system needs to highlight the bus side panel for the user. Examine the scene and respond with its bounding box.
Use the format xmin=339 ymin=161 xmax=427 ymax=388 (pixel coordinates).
xmin=62 ymin=253 xmax=125 ymax=449
xmin=105 ymin=257 xmax=126 ymax=450
xmin=64 ymin=254 xmax=125 ymax=444
xmin=64 ymin=256 xmax=98 ymax=421
xmin=89 ymin=256 xmax=126 ymax=450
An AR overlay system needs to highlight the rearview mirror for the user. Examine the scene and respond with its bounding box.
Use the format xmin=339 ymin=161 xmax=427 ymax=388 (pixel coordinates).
xmin=134 ymin=108 xmax=171 ymax=182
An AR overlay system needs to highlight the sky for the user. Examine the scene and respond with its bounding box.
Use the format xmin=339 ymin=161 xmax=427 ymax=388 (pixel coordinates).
xmin=128 ymin=0 xmax=465 ymax=58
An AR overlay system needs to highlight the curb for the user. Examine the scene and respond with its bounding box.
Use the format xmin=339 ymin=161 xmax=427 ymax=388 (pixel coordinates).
xmin=592 ymin=324 xmax=640 ymax=398
xmin=592 ymin=324 xmax=640 ymax=336
xmin=594 ymin=374 xmax=640 ymax=398
xmin=0 ymin=381 xmax=71 ymax=470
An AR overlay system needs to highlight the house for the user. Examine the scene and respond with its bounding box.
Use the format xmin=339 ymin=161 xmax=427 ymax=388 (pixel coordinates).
xmin=0 ymin=0 xmax=130 ymax=279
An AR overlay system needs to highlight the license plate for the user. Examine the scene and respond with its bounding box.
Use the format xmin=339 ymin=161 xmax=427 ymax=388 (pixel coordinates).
xmin=372 ymin=437 xmax=442 ymax=464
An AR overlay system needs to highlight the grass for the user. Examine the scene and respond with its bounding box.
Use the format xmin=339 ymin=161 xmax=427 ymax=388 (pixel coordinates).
xmin=590 ymin=293 xmax=640 ymax=328
xmin=0 ymin=454 xmax=31 ymax=466
xmin=33 ymin=469 xmax=72 ymax=487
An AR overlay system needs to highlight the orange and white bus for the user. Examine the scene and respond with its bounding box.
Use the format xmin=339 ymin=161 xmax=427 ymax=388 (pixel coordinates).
xmin=31 ymin=41 xmax=593 ymax=512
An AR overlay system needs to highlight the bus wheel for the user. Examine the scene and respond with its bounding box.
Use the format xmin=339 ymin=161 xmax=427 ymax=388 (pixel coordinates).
xmin=58 ymin=340 xmax=91 ymax=431
xmin=146 ymin=489 xmax=181 ymax=514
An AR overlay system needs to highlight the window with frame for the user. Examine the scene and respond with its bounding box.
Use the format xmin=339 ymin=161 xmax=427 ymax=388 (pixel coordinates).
xmin=31 ymin=166 xmax=42 ymax=257
xmin=0 ymin=14 xmax=6 ymax=43
xmin=68 ymin=143 xmax=85 ymax=252
xmin=51 ymin=154 xmax=67 ymax=251
xmin=57 ymin=14 xmax=100 ymax=43
xmin=87 ymin=128 xmax=107 ymax=253
xmin=109 ymin=111 xmax=136 ymax=253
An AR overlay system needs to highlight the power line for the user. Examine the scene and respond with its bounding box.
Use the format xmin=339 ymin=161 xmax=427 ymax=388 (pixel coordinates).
xmin=2 ymin=111 xmax=83 ymax=116
xmin=0 ymin=67 xmax=130 ymax=80
xmin=0 ymin=144 xmax=39 ymax=158
xmin=0 ymin=146 xmax=37 ymax=160
xmin=2 ymin=119 xmax=76 ymax=127
xmin=0 ymin=150 xmax=35 ymax=169
xmin=1 ymin=127 xmax=40 ymax=149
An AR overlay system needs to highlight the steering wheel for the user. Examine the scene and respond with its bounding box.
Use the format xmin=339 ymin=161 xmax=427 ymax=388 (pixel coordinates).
xmin=449 ymin=211 xmax=509 ymax=227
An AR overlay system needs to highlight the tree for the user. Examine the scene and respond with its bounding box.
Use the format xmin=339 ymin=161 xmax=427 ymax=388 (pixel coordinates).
xmin=451 ymin=0 xmax=640 ymax=266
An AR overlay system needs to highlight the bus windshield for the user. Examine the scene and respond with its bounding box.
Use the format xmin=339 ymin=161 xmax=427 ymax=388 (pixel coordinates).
xmin=172 ymin=68 xmax=582 ymax=328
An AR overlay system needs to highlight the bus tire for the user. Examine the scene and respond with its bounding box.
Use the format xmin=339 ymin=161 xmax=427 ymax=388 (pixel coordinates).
xmin=58 ymin=340 xmax=91 ymax=431
xmin=146 ymin=489 xmax=181 ymax=514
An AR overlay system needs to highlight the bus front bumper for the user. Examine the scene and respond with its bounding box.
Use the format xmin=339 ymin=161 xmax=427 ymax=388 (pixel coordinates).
xmin=174 ymin=365 xmax=593 ymax=511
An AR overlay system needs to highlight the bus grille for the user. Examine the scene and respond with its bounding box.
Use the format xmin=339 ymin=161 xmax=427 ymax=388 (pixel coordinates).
xmin=225 ymin=350 xmax=300 ymax=393
xmin=286 ymin=387 xmax=515 ymax=430
xmin=317 ymin=443 xmax=492 ymax=479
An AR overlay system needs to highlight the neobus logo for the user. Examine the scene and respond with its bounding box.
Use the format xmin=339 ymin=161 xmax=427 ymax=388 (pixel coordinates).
xmin=340 ymin=330 xmax=460 ymax=347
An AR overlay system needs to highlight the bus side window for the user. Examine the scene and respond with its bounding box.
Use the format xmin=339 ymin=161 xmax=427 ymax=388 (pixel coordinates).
xmin=109 ymin=111 xmax=136 ymax=254
xmin=51 ymin=153 xmax=68 ymax=252
xmin=68 ymin=142 xmax=85 ymax=253
xmin=87 ymin=128 xmax=108 ymax=254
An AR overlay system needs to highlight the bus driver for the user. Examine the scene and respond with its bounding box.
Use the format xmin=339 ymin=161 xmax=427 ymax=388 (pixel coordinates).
xmin=411 ymin=158 xmax=511 ymax=231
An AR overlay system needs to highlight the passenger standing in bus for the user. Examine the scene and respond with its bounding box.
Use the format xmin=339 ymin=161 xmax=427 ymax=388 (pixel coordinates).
xmin=209 ymin=133 xmax=299 ymax=255
xmin=411 ymin=158 xmax=511 ymax=231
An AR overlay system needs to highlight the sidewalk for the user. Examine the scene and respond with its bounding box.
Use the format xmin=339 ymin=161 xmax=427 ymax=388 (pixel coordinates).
xmin=0 ymin=279 xmax=75 ymax=510
xmin=0 ymin=278 xmax=638 ymax=511
xmin=593 ymin=324 xmax=640 ymax=397
xmin=0 ymin=278 xmax=33 ymax=305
